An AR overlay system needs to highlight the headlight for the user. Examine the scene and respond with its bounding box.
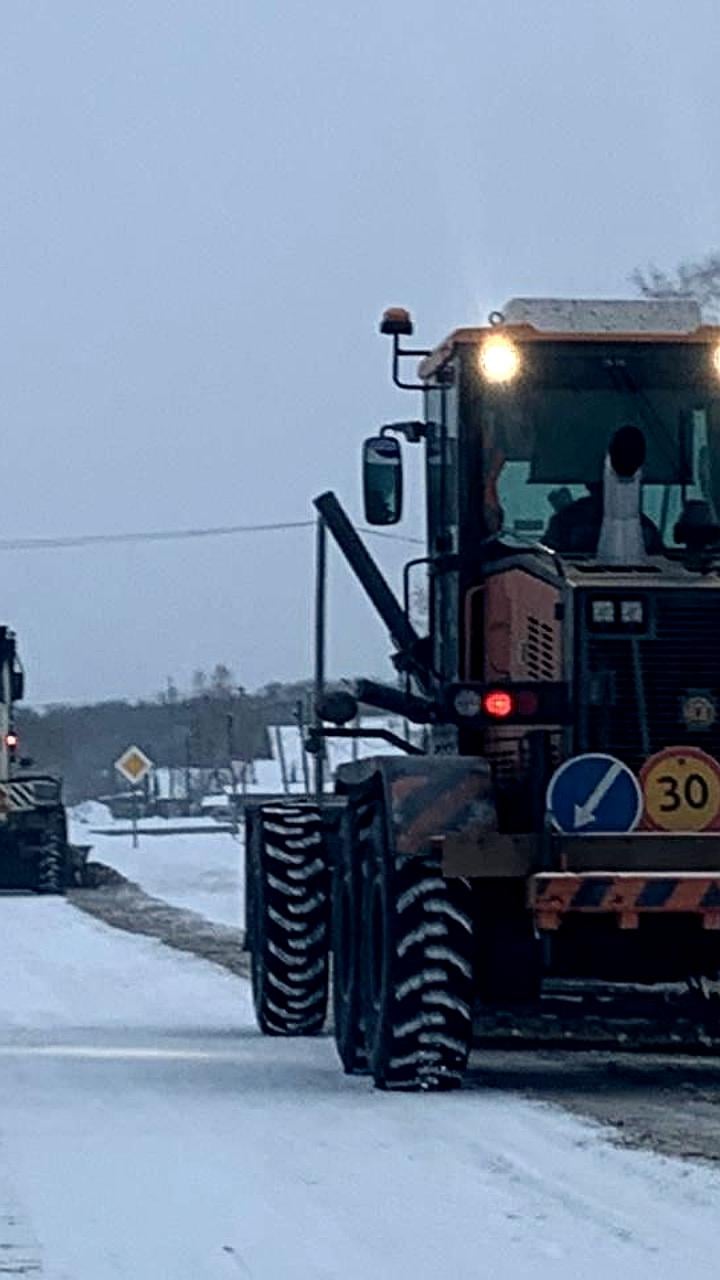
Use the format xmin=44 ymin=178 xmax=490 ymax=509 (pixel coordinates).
xmin=478 ymin=336 xmax=520 ymax=384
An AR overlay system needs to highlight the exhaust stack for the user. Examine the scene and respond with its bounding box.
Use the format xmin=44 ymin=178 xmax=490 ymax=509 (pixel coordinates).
xmin=597 ymin=426 xmax=648 ymax=564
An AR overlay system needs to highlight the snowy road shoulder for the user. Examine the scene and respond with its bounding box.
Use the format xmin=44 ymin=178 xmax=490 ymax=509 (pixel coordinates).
xmin=0 ymin=895 xmax=717 ymax=1278
xmin=68 ymin=873 xmax=248 ymax=977
xmin=71 ymin=808 xmax=244 ymax=928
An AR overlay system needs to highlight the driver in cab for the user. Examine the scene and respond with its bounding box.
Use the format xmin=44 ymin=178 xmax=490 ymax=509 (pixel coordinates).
xmin=543 ymin=481 xmax=664 ymax=554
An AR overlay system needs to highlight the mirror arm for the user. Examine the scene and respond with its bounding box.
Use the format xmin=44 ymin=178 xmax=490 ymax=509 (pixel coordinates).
xmin=380 ymin=420 xmax=427 ymax=443
xmin=390 ymin=333 xmax=431 ymax=391
xmin=306 ymin=725 xmax=425 ymax=758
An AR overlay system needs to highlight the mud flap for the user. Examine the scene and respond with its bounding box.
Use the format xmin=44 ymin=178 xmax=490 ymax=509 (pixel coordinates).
xmin=336 ymin=755 xmax=497 ymax=861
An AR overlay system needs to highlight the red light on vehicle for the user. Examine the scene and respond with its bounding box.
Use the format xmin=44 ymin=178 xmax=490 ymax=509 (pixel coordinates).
xmin=5 ymin=733 xmax=18 ymax=750
xmin=482 ymin=690 xmax=515 ymax=719
xmin=516 ymin=689 xmax=540 ymax=717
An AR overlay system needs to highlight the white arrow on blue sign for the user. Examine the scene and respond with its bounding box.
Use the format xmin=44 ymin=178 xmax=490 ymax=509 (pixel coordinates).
xmin=546 ymin=753 xmax=643 ymax=834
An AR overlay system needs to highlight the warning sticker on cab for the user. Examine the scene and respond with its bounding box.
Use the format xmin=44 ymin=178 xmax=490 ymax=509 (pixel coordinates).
xmin=640 ymin=746 xmax=720 ymax=832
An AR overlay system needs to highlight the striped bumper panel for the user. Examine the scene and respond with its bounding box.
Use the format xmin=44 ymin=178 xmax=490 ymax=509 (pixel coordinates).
xmin=529 ymin=872 xmax=720 ymax=931
xmin=0 ymin=783 xmax=36 ymax=812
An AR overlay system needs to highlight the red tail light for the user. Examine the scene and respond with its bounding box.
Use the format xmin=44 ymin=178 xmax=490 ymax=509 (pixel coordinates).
xmin=447 ymin=682 xmax=571 ymax=725
xmin=482 ymin=690 xmax=515 ymax=719
xmin=5 ymin=732 xmax=18 ymax=750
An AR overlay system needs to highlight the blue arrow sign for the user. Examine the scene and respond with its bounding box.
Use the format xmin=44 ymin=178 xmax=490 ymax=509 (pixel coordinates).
xmin=546 ymin=753 xmax=643 ymax=834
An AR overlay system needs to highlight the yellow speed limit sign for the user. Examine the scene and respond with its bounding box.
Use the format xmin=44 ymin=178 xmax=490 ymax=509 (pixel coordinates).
xmin=640 ymin=746 xmax=720 ymax=832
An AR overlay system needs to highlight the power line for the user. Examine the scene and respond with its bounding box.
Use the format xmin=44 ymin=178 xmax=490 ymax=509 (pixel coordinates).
xmin=0 ymin=520 xmax=313 ymax=551
xmin=0 ymin=519 xmax=423 ymax=553
xmin=362 ymin=528 xmax=423 ymax=545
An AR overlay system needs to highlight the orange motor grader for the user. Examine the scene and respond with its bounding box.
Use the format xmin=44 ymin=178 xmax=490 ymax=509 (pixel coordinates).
xmin=246 ymin=297 xmax=720 ymax=1090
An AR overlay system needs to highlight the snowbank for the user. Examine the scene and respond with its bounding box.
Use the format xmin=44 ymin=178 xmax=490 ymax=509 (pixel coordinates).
xmin=70 ymin=813 xmax=243 ymax=929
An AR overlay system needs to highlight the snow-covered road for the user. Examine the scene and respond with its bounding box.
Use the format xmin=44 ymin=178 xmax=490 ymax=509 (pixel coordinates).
xmin=0 ymin=895 xmax=715 ymax=1278
xmin=74 ymin=810 xmax=243 ymax=927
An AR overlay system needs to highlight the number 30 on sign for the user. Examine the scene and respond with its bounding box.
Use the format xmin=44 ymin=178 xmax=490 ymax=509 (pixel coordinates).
xmin=640 ymin=746 xmax=720 ymax=832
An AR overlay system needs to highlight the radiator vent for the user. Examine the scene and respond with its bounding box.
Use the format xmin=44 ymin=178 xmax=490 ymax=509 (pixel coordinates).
xmin=580 ymin=589 xmax=720 ymax=768
xmin=526 ymin=616 xmax=556 ymax=680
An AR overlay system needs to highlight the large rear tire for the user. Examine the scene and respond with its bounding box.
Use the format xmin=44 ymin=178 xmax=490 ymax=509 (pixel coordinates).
xmin=361 ymin=794 xmax=474 ymax=1091
xmin=36 ymin=827 xmax=65 ymax=895
xmin=248 ymin=804 xmax=330 ymax=1036
xmin=332 ymin=790 xmax=374 ymax=1074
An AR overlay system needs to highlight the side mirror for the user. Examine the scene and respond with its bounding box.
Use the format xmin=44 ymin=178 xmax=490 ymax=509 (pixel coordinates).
xmin=362 ymin=436 xmax=403 ymax=525
xmin=11 ymin=671 xmax=24 ymax=703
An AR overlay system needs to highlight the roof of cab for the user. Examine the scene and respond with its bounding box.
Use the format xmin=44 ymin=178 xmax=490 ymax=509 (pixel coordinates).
xmin=418 ymin=297 xmax=720 ymax=380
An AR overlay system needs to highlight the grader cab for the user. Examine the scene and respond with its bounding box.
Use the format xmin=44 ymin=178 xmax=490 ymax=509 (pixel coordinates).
xmin=246 ymin=297 xmax=720 ymax=1090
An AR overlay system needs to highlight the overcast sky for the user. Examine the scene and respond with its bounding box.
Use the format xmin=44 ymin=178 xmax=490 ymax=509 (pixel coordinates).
xmin=1 ymin=1 xmax=719 ymax=704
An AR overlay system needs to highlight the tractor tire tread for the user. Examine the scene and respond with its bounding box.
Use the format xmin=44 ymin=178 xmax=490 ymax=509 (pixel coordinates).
xmin=370 ymin=851 xmax=473 ymax=1092
xmin=250 ymin=804 xmax=329 ymax=1036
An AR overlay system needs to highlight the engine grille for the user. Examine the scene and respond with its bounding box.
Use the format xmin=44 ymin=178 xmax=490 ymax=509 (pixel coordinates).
xmin=526 ymin=615 xmax=557 ymax=680
xmin=578 ymin=589 xmax=720 ymax=769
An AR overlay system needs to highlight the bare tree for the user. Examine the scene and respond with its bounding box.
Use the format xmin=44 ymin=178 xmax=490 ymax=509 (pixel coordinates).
xmin=191 ymin=669 xmax=208 ymax=698
xmin=210 ymin=663 xmax=234 ymax=698
xmin=632 ymin=252 xmax=720 ymax=320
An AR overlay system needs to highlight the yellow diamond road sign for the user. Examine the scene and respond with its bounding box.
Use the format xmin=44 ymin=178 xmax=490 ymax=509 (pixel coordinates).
xmin=115 ymin=745 xmax=153 ymax=786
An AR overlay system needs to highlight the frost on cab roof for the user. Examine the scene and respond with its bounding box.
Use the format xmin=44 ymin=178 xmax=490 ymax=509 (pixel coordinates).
xmin=501 ymin=296 xmax=703 ymax=333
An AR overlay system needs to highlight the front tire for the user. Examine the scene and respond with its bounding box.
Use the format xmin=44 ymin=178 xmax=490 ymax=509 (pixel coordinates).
xmin=248 ymin=804 xmax=330 ymax=1035
xmin=36 ymin=827 xmax=65 ymax=895
xmin=332 ymin=790 xmax=374 ymax=1074
xmin=361 ymin=795 xmax=474 ymax=1091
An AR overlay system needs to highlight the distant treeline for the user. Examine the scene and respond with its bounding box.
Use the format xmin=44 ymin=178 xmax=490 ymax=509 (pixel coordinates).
xmin=16 ymin=666 xmax=320 ymax=803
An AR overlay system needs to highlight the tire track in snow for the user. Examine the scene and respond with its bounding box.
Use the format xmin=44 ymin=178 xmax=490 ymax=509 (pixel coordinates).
xmin=68 ymin=864 xmax=248 ymax=978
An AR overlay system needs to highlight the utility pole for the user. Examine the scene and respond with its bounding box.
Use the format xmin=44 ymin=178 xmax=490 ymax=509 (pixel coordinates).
xmin=275 ymin=725 xmax=289 ymax=795
xmin=313 ymin=515 xmax=327 ymax=799
xmin=294 ymin=698 xmax=311 ymax=794
xmin=167 ymin=676 xmax=176 ymax=808
xmin=185 ymin=730 xmax=192 ymax=811
xmin=226 ymin=713 xmax=239 ymax=834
